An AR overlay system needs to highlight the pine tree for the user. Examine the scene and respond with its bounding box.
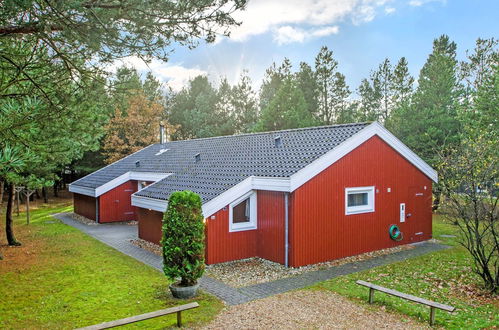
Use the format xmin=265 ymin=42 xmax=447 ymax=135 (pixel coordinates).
xmin=256 ymin=79 xmax=316 ymax=131
xmin=402 ymin=35 xmax=461 ymax=166
xmin=295 ymin=62 xmax=319 ymax=119
xmin=232 ymin=72 xmax=259 ymax=133
xmin=315 ymin=46 xmax=350 ymax=124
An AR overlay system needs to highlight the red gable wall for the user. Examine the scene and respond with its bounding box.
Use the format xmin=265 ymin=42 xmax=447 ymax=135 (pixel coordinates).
xmin=289 ymin=135 xmax=432 ymax=267
xmin=73 ymin=193 xmax=96 ymax=221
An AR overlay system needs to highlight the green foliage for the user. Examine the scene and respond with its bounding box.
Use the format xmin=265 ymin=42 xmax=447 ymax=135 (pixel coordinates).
xmin=162 ymin=191 xmax=205 ymax=286
xmin=315 ymin=46 xmax=351 ymax=124
xmin=393 ymin=35 xmax=462 ymax=168
xmin=310 ymin=216 xmax=498 ymax=328
xmin=256 ymin=78 xmax=316 ymax=131
xmin=437 ymin=61 xmax=499 ymax=292
xmin=0 ymin=203 xmax=222 ymax=329
xmin=0 ymin=1 xmax=246 ymax=65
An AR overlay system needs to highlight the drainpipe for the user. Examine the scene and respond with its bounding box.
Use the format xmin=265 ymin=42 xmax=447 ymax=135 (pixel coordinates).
xmin=284 ymin=192 xmax=289 ymax=267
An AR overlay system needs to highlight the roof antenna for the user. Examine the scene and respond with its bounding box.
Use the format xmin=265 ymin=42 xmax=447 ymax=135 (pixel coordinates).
xmin=274 ymin=136 xmax=282 ymax=148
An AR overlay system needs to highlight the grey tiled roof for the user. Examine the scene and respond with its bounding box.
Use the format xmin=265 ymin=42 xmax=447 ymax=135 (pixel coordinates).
xmin=72 ymin=123 xmax=369 ymax=203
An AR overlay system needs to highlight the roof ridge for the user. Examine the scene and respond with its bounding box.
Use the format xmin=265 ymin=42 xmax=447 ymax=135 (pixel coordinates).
xmin=159 ymin=121 xmax=372 ymax=145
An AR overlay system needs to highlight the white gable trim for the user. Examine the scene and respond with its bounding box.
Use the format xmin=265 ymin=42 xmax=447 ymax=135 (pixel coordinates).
xmin=131 ymin=195 xmax=168 ymax=212
xmin=69 ymin=171 xmax=171 ymax=197
xmin=68 ymin=184 xmax=95 ymax=197
xmin=130 ymin=122 xmax=439 ymax=218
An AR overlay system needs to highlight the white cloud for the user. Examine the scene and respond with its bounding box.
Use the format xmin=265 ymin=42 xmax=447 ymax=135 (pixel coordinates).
xmin=408 ymin=0 xmax=446 ymax=7
xmin=108 ymin=56 xmax=207 ymax=92
xmin=229 ymin=0 xmax=390 ymax=42
xmin=273 ymin=25 xmax=339 ymax=45
xmin=384 ymin=6 xmax=396 ymax=14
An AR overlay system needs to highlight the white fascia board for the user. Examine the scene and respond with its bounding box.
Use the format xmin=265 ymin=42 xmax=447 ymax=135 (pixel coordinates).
xmin=68 ymin=184 xmax=96 ymax=197
xmin=201 ymin=177 xmax=253 ymax=218
xmin=289 ymin=122 xmax=438 ymax=191
xmin=94 ymin=172 xmax=131 ymax=197
xmin=289 ymin=123 xmax=378 ymax=191
xmin=372 ymin=122 xmax=438 ymax=183
xmin=93 ymin=171 xmax=171 ymax=197
xmin=70 ymin=144 xmax=156 ymax=187
xmin=131 ymin=195 xmax=167 ymax=212
xmin=251 ymin=176 xmax=290 ymax=191
xmin=129 ymin=172 xmax=171 ymax=182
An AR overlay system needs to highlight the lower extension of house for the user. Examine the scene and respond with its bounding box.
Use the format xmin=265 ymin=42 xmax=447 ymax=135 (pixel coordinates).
xmin=69 ymin=122 xmax=437 ymax=267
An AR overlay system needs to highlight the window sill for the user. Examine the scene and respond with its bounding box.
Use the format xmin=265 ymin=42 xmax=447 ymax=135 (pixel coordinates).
xmin=345 ymin=208 xmax=375 ymax=215
xmin=229 ymin=224 xmax=257 ymax=232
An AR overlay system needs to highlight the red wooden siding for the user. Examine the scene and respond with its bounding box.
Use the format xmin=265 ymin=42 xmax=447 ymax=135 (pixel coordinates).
xmin=205 ymin=207 xmax=257 ymax=264
xmin=257 ymin=191 xmax=285 ymax=264
xmin=137 ymin=208 xmax=163 ymax=244
xmin=204 ymin=191 xmax=285 ymax=265
xmin=73 ymin=193 xmax=96 ymax=220
xmin=99 ymin=181 xmax=138 ymax=223
xmin=289 ymin=136 xmax=432 ymax=267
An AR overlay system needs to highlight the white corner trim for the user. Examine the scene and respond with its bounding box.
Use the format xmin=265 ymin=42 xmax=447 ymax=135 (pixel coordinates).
xmin=131 ymin=195 xmax=168 ymax=212
xmin=69 ymin=184 xmax=96 ymax=197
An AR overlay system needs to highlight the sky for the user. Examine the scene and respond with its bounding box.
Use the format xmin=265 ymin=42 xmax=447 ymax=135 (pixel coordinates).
xmin=111 ymin=0 xmax=499 ymax=95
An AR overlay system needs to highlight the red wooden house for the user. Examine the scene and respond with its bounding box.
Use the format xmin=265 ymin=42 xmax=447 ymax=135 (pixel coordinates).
xmin=70 ymin=122 xmax=437 ymax=267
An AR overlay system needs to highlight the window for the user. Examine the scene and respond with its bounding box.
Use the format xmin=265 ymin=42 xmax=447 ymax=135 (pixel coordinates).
xmin=229 ymin=191 xmax=257 ymax=232
xmin=345 ymin=186 xmax=375 ymax=215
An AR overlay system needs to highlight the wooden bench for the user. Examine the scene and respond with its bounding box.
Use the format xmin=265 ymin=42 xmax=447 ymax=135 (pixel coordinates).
xmin=75 ymin=302 xmax=199 ymax=329
xmin=356 ymin=280 xmax=455 ymax=326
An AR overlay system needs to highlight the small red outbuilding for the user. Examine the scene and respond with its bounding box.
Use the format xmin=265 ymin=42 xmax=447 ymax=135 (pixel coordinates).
xmin=70 ymin=122 xmax=437 ymax=267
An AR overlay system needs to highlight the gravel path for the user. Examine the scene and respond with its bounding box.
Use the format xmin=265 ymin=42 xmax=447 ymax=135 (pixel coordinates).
xmin=199 ymin=290 xmax=428 ymax=329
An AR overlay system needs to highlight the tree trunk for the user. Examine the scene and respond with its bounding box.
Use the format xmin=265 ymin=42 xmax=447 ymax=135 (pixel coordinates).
xmin=35 ymin=189 xmax=41 ymax=200
xmin=53 ymin=181 xmax=58 ymax=197
xmin=0 ymin=179 xmax=4 ymax=208
xmin=432 ymin=185 xmax=442 ymax=212
xmin=6 ymin=183 xmax=21 ymax=246
xmin=42 ymin=187 xmax=48 ymax=203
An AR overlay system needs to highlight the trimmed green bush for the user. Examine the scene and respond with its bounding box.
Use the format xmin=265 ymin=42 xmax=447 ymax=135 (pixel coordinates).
xmin=162 ymin=190 xmax=205 ymax=286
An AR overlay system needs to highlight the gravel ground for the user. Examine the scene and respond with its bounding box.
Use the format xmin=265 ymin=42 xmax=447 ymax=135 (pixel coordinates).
xmin=68 ymin=213 xmax=137 ymax=226
xmin=69 ymin=213 xmax=98 ymax=225
xmin=130 ymin=238 xmax=162 ymax=255
xmin=205 ymin=245 xmax=414 ymax=288
xmin=199 ymin=290 xmax=428 ymax=329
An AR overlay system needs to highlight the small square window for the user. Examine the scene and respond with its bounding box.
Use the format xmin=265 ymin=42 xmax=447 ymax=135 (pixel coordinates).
xmin=345 ymin=186 xmax=375 ymax=215
xmin=229 ymin=191 xmax=257 ymax=232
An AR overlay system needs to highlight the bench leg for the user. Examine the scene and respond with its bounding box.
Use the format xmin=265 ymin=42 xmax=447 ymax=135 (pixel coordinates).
xmin=429 ymin=307 xmax=435 ymax=326
xmin=177 ymin=311 xmax=182 ymax=327
xmin=369 ymin=288 xmax=375 ymax=304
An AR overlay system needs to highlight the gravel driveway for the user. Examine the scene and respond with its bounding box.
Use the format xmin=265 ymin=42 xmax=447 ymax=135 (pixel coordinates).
xmin=199 ymin=290 xmax=428 ymax=329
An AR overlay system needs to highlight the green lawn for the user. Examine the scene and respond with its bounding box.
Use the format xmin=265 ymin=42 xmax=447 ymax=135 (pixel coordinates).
xmin=309 ymin=215 xmax=498 ymax=328
xmin=0 ymin=202 xmax=223 ymax=329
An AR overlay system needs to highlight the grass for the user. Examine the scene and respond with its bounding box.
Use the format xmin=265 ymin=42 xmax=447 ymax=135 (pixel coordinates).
xmin=0 ymin=201 xmax=223 ymax=329
xmin=309 ymin=214 xmax=498 ymax=329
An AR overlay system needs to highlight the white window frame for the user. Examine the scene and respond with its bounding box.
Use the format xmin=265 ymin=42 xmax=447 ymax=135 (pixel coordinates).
xmin=229 ymin=191 xmax=257 ymax=232
xmin=345 ymin=186 xmax=375 ymax=215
